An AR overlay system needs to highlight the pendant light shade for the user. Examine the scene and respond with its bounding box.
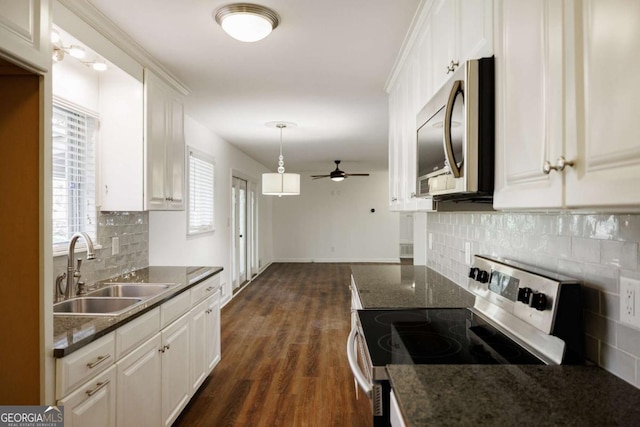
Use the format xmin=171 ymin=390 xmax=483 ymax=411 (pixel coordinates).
xmin=262 ymin=173 xmax=300 ymax=196
xmin=214 ymin=3 xmax=280 ymax=42
xmin=262 ymin=122 xmax=300 ymax=197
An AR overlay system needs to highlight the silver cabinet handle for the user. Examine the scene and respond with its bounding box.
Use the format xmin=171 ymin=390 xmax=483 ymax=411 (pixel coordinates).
xmin=86 ymin=380 xmax=110 ymax=397
xmin=206 ymin=286 xmax=214 ymax=292
xmin=543 ymin=156 xmax=575 ymax=175
xmin=158 ymin=344 xmax=170 ymax=353
xmin=347 ymin=328 xmax=372 ymax=399
xmin=86 ymin=354 xmax=111 ymax=369
xmin=391 ymin=197 xmax=397 ymax=202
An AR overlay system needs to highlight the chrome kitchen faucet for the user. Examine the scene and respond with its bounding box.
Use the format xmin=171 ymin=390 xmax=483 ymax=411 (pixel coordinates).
xmin=56 ymin=232 xmax=96 ymax=301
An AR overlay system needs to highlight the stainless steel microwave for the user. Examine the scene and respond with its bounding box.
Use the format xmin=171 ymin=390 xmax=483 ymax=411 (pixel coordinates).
xmin=416 ymin=57 xmax=494 ymax=201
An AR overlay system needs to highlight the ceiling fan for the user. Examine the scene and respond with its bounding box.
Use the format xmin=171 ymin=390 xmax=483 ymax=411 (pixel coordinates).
xmin=311 ymin=160 xmax=370 ymax=182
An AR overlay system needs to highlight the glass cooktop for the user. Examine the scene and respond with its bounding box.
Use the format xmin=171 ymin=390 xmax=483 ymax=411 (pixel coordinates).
xmin=357 ymin=308 xmax=543 ymax=367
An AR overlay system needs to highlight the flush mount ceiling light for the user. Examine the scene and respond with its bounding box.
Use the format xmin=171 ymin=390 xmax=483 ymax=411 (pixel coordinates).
xmin=214 ymin=3 xmax=280 ymax=42
xmin=262 ymin=122 xmax=300 ymax=197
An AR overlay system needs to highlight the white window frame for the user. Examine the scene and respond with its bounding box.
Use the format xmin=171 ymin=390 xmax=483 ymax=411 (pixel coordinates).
xmin=51 ymin=97 xmax=99 ymax=253
xmin=187 ymin=146 xmax=215 ymax=236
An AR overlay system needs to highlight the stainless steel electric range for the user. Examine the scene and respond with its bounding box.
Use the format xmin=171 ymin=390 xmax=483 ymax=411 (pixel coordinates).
xmin=347 ymin=255 xmax=583 ymax=427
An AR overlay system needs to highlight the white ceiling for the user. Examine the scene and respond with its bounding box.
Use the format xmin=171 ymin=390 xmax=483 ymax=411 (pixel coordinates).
xmin=87 ymin=0 xmax=421 ymax=174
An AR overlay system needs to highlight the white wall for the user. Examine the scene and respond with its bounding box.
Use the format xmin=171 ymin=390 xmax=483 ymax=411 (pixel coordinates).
xmin=149 ymin=114 xmax=273 ymax=303
xmin=272 ymin=172 xmax=399 ymax=262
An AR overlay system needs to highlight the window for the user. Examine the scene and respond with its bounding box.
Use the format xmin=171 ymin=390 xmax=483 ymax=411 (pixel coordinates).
xmin=188 ymin=147 xmax=215 ymax=235
xmin=52 ymin=102 xmax=97 ymax=248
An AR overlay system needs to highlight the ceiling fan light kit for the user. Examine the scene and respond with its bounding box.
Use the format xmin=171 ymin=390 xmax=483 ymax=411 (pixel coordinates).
xmin=214 ymin=3 xmax=280 ymax=42
xmin=262 ymin=123 xmax=300 ymax=197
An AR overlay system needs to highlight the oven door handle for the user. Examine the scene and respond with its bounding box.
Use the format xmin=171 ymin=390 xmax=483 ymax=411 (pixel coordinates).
xmin=347 ymin=328 xmax=372 ymax=399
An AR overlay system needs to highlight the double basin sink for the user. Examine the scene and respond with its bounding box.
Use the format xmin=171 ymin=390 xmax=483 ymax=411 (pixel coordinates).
xmin=54 ymin=284 xmax=173 ymax=316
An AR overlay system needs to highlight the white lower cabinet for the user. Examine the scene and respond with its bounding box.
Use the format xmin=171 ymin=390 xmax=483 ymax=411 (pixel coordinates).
xmin=116 ymin=334 xmax=162 ymax=427
xmin=55 ymin=274 xmax=223 ymax=426
xmin=191 ymin=289 xmax=222 ymax=394
xmin=58 ymin=365 xmax=116 ymax=427
xmin=161 ymin=312 xmax=191 ymax=427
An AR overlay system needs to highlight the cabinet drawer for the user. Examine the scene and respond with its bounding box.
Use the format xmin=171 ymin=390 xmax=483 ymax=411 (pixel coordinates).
xmin=56 ymin=333 xmax=116 ymax=400
xmin=161 ymin=291 xmax=190 ymax=328
xmin=190 ymin=275 xmax=220 ymax=307
xmin=116 ymin=308 xmax=161 ymax=359
xmin=58 ymin=365 xmax=116 ymax=427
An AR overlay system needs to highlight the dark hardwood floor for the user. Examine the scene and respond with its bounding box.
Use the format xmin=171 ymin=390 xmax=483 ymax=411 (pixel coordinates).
xmin=174 ymin=263 xmax=372 ymax=427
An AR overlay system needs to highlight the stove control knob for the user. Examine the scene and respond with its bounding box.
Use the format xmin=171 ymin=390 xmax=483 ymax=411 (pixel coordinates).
xmin=477 ymin=270 xmax=490 ymax=283
xmin=468 ymin=267 xmax=479 ymax=279
xmin=517 ymin=287 xmax=532 ymax=304
xmin=529 ymin=292 xmax=547 ymax=311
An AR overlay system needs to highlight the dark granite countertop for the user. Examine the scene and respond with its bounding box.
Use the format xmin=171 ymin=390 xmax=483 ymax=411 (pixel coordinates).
xmin=387 ymin=364 xmax=640 ymax=426
xmin=350 ymin=265 xmax=475 ymax=308
xmin=53 ymin=266 xmax=223 ymax=358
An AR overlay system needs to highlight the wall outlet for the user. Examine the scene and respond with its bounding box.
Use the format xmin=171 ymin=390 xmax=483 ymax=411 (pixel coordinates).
xmin=112 ymin=236 xmax=119 ymax=256
xmin=465 ymin=242 xmax=472 ymax=265
xmin=620 ymin=276 xmax=640 ymax=328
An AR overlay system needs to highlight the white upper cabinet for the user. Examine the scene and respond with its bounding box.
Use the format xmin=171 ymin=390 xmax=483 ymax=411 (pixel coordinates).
xmin=144 ymin=69 xmax=185 ymax=211
xmin=386 ymin=0 xmax=492 ymax=212
xmin=495 ymin=0 xmax=640 ymax=210
xmin=493 ymin=0 xmax=564 ymax=209
xmin=563 ymin=0 xmax=640 ymax=208
xmin=0 ymin=0 xmax=50 ymax=72
xmin=431 ymin=0 xmax=494 ymax=92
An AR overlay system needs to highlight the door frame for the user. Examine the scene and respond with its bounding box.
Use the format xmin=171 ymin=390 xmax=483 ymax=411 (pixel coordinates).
xmin=229 ymin=169 xmax=258 ymax=294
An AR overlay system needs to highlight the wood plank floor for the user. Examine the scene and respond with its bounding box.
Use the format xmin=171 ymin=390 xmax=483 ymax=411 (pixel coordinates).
xmin=174 ymin=263 xmax=372 ymax=427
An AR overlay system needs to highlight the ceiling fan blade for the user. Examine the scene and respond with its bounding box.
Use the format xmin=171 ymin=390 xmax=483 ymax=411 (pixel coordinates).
xmin=311 ymin=175 xmax=330 ymax=179
xmin=345 ymin=173 xmax=370 ymax=176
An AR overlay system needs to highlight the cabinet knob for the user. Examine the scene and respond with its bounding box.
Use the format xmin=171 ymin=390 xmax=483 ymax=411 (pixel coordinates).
xmin=543 ymin=156 xmax=575 ymax=175
xmin=391 ymin=197 xmax=397 ymax=202
xmin=446 ymin=60 xmax=460 ymax=74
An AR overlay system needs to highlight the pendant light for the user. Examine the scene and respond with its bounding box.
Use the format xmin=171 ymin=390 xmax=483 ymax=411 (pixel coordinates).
xmin=262 ymin=122 xmax=300 ymax=197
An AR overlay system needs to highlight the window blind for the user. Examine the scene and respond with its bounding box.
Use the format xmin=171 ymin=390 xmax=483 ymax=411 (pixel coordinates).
xmin=52 ymin=103 xmax=97 ymax=247
xmin=188 ymin=148 xmax=215 ymax=235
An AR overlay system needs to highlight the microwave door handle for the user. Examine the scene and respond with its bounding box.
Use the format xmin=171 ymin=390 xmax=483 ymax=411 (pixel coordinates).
xmin=347 ymin=328 xmax=373 ymax=399
xmin=443 ymin=79 xmax=463 ymax=178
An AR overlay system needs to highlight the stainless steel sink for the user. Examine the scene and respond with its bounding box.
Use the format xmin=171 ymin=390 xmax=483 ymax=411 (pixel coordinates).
xmin=87 ymin=284 xmax=171 ymax=299
xmin=53 ymin=297 xmax=143 ymax=316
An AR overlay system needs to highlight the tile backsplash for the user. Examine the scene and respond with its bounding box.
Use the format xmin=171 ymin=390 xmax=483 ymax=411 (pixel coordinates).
xmin=53 ymin=211 xmax=149 ymax=292
xmin=424 ymin=212 xmax=640 ymax=387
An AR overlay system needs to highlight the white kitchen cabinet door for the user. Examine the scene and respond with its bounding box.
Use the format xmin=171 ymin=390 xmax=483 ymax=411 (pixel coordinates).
xmin=431 ymin=0 xmax=457 ymax=92
xmin=388 ymin=84 xmax=402 ymax=210
xmin=145 ymin=69 xmax=170 ymax=210
xmin=144 ymin=69 xmax=185 ymax=211
xmin=190 ymin=297 xmax=208 ymax=393
xmin=116 ymin=334 xmax=162 ymax=427
xmin=206 ymin=290 xmax=221 ymax=373
xmin=493 ymin=0 xmax=564 ymax=209
xmin=457 ymin=0 xmax=493 ymax=62
xmin=161 ymin=313 xmax=191 ymax=427
xmin=167 ymin=96 xmax=185 ymax=209
xmin=58 ymin=365 xmax=116 ymax=427
xmin=99 ymin=66 xmax=144 ymax=211
xmin=0 ymin=0 xmax=50 ymax=72
xmin=564 ymin=0 xmax=640 ymax=208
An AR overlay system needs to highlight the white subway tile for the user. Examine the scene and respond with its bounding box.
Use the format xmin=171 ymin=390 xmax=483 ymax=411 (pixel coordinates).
xmin=572 ymin=237 xmax=601 ymax=263
xmin=601 ymin=343 xmax=637 ymax=385
xmin=584 ymin=312 xmax=616 ymax=346
xmin=601 ymin=241 xmax=639 ymax=271
xmin=601 ymin=292 xmax=620 ymax=321
xmin=584 ymin=263 xmax=619 ymax=294
xmin=617 ymin=323 xmax=640 ymax=357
